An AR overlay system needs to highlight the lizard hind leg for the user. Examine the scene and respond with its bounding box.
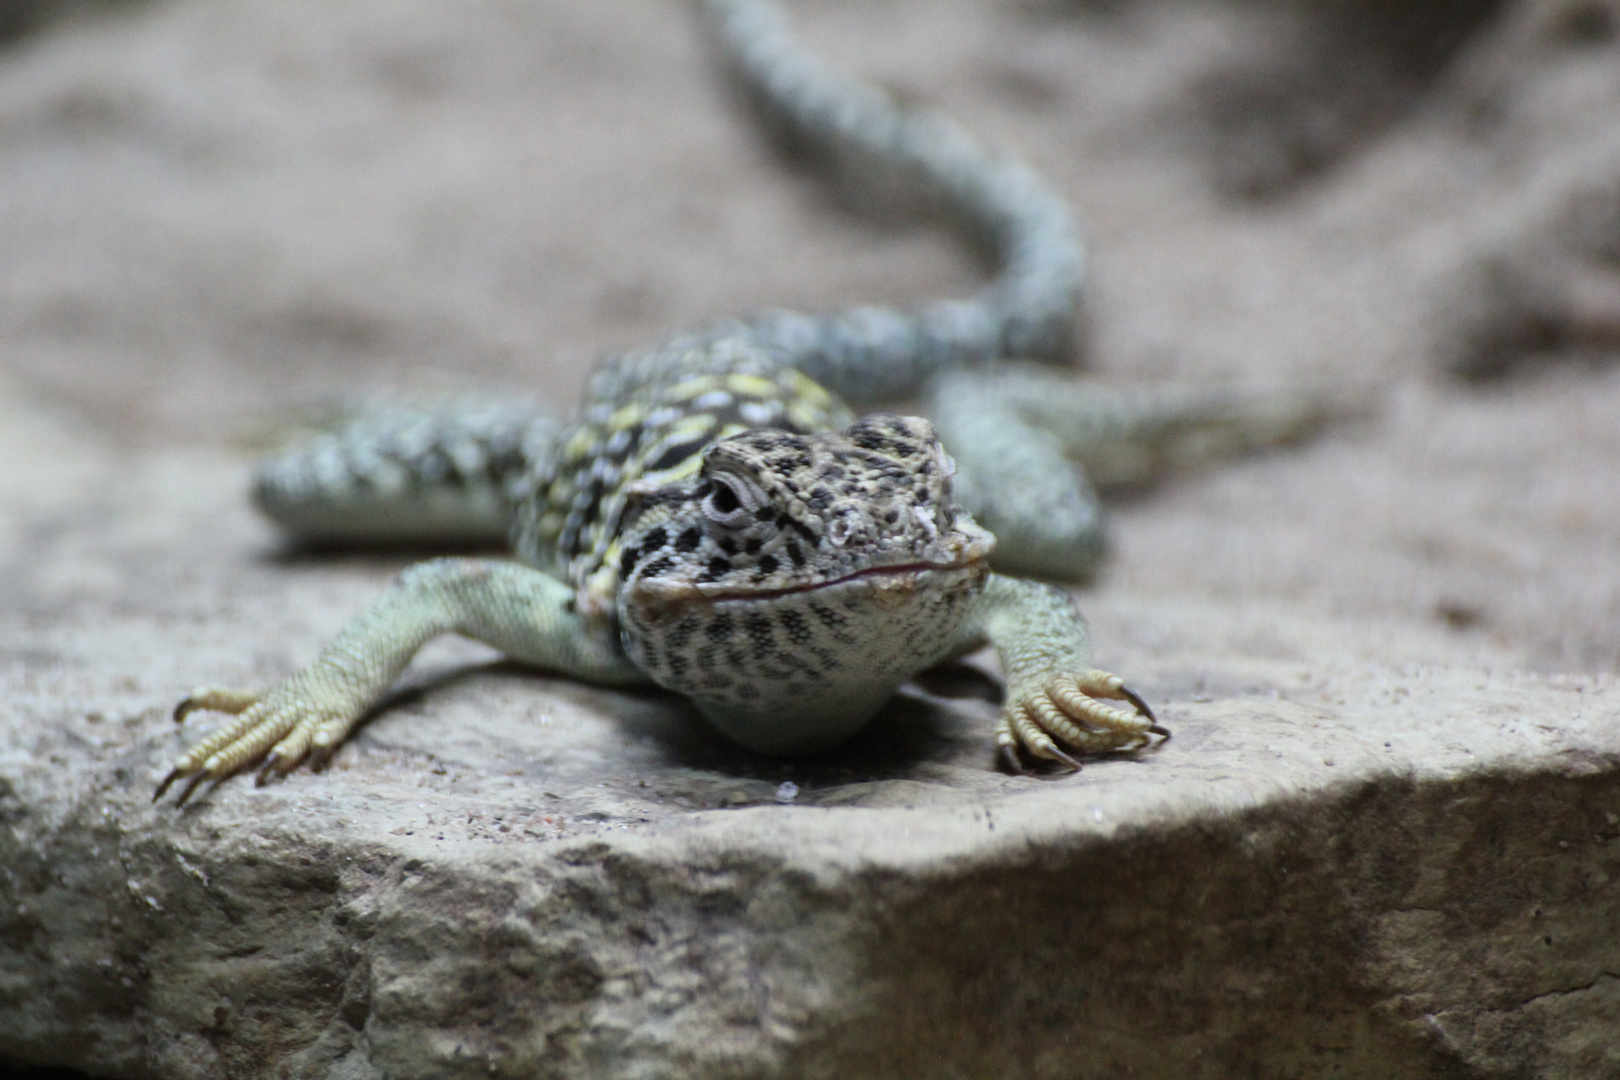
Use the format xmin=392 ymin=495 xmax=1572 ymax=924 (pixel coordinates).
xmin=928 ymin=369 xmax=1107 ymax=583
xmin=929 ymin=365 xmax=1358 ymax=582
xmin=252 ymin=397 xmax=558 ymax=548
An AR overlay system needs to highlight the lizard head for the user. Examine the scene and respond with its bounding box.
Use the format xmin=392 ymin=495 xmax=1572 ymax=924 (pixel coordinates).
xmin=614 ymin=413 xmax=995 ymax=755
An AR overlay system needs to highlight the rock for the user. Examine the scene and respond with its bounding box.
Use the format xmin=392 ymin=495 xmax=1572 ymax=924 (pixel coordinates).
xmin=3 ymin=0 xmax=1620 ymax=1077
xmin=2 ymin=419 xmax=1618 ymax=1078
xmin=4 ymin=568 xmax=1620 ymax=1079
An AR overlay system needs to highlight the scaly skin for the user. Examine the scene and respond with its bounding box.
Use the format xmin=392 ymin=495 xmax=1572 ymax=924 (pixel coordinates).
xmin=156 ymin=0 xmax=1345 ymax=803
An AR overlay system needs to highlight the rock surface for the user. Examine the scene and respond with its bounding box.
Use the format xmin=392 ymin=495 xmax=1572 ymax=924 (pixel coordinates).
xmin=3 ymin=0 xmax=1620 ymax=1077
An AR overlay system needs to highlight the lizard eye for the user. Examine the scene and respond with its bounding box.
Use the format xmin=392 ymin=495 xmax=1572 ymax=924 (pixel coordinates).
xmin=701 ymin=477 xmax=754 ymax=527
xmin=711 ymin=481 xmax=740 ymax=514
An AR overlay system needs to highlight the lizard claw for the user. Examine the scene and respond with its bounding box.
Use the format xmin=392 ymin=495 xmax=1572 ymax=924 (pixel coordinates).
xmin=1117 ymin=683 xmax=1157 ymax=724
xmin=995 ymin=739 xmax=1081 ymax=776
xmin=174 ymin=772 xmax=211 ymax=808
xmin=1043 ymin=743 xmax=1084 ymax=773
xmin=152 ymin=767 xmax=183 ymax=802
xmin=1120 ymin=685 xmax=1172 ymax=741
xmin=996 ymin=668 xmax=1165 ymax=774
xmin=254 ymin=753 xmax=284 ymax=786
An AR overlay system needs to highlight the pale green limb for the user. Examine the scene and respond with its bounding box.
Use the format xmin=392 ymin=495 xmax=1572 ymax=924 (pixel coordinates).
xmin=929 ymin=370 xmax=1105 ymax=582
xmin=930 ymin=364 xmax=1359 ymax=581
xmin=156 ymin=559 xmax=642 ymax=803
xmin=954 ymin=573 xmax=1166 ymax=773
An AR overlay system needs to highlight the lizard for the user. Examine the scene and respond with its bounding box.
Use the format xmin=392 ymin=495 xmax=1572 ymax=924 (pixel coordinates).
xmin=155 ymin=0 xmax=1332 ymax=804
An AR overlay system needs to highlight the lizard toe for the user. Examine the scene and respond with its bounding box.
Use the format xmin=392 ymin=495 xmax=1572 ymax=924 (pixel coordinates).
xmin=174 ymin=686 xmax=261 ymax=724
xmin=1000 ymin=668 xmax=1166 ymax=772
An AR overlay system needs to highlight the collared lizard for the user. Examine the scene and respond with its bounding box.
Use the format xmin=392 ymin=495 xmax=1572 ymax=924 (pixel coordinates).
xmin=156 ymin=0 xmax=1332 ymax=804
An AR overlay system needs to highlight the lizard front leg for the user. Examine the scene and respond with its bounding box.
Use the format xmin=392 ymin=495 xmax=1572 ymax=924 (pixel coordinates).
xmin=157 ymin=558 xmax=642 ymax=803
xmin=960 ymin=573 xmax=1165 ymax=773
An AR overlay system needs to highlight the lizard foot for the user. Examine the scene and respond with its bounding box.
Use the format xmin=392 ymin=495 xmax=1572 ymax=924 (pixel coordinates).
xmin=156 ymin=678 xmax=363 ymax=804
xmin=996 ymin=669 xmax=1168 ymax=775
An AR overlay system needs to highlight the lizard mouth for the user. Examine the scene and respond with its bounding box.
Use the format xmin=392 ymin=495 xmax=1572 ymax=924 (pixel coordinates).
xmin=623 ymin=553 xmax=990 ymax=609
xmin=698 ymin=556 xmax=987 ymax=604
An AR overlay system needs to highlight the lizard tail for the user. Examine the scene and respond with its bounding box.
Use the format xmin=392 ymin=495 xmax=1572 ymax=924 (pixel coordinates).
xmin=598 ymin=0 xmax=1085 ymax=406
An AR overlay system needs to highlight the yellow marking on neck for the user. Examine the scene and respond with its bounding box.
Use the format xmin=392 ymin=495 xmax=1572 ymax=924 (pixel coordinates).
xmin=563 ymin=427 xmax=600 ymax=460
xmin=667 ymin=375 xmax=726 ymax=402
xmin=607 ymin=402 xmax=650 ymax=433
xmin=723 ymin=373 xmax=780 ymax=399
xmin=786 ymin=401 xmax=832 ymax=432
xmin=649 ymin=411 xmax=718 ymax=444
xmin=782 ymin=369 xmax=836 ymax=407
xmin=637 ymin=453 xmax=705 ymax=485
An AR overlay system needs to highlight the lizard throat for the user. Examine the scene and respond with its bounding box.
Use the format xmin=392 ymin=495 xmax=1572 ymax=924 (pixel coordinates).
xmin=616 ymin=556 xmax=993 ymax=756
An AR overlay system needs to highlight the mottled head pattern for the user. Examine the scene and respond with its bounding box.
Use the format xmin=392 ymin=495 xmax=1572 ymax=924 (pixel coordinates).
xmin=614 ymin=413 xmax=995 ymax=754
xmin=511 ymin=338 xmax=853 ymax=597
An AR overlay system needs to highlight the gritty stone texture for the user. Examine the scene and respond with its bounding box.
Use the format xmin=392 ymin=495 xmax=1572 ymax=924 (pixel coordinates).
xmin=3 ymin=0 xmax=1620 ymax=1077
